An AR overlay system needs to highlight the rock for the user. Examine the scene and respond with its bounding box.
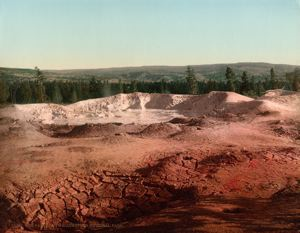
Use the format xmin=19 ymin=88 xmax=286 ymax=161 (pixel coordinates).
xmin=88 ymin=198 xmax=110 ymax=210
xmin=39 ymin=208 xmax=46 ymax=216
xmin=93 ymin=183 xmax=122 ymax=198
xmin=78 ymin=184 xmax=86 ymax=192
xmin=241 ymin=147 xmax=247 ymax=152
xmin=29 ymin=215 xmax=47 ymax=231
xmin=102 ymin=176 xmax=114 ymax=183
xmin=67 ymin=187 xmax=78 ymax=196
xmin=64 ymin=196 xmax=79 ymax=210
xmin=23 ymin=198 xmax=41 ymax=217
xmin=182 ymin=159 xmax=196 ymax=169
xmin=104 ymin=171 xmax=112 ymax=176
xmin=6 ymin=192 xmax=16 ymax=201
xmin=39 ymin=202 xmax=51 ymax=215
xmin=99 ymin=198 xmax=111 ymax=208
xmin=110 ymin=199 xmax=126 ymax=210
xmin=102 ymin=207 xmax=118 ymax=217
xmin=125 ymin=184 xmax=146 ymax=198
xmin=46 ymin=194 xmax=66 ymax=224
xmin=80 ymin=206 xmax=89 ymax=216
xmin=57 ymin=187 xmax=68 ymax=194
xmin=89 ymin=175 xmax=100 ymax=184
xmin=73 ymin=192 xmax=89 ymax=203
xmin=265 ymin=152 xmax=274 ymax=160
xmin=34 ymin=189 xmax=43 ymax=198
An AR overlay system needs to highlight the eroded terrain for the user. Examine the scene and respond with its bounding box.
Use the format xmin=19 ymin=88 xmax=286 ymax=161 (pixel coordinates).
xmin=0 ymin=90 xmax=300 ymax=233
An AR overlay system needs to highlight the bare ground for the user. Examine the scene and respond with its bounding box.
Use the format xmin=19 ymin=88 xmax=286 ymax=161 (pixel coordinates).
xmin=0 ymin=90 xmax=300 ymax=233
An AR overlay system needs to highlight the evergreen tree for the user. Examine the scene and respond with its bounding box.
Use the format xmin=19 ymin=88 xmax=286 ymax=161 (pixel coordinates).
xmin=52 ymin=82 xmax=63 ymax=103
xmin=118 ymin=79 xmax=124 ymax=93
xmin=2 ymin=70 xmax=286 ymax=104
xmin=89 ymin=77 xmax=98 ymax=98
xmin=0 ymin=79 xmax=9 ymax=103
xmin=240 ymin=71 xmax=249 ymax=94
xmin=292 ymin=68 xmax=300 ymax=91
xmin=225 ymin=67 xmax=235 ymax=91
xmin=17 ymin=81 xmax=32 ymax=103
xmin=207 ymin=79 xmax=217 ymax=93
xmin=185 ymin=66 xmax=198 ymax=94
xmin=60 ymin=81 xmax=73 ymax=102
xmin=131 ymin=80 xmax=138 ymax=92
xmin=249 ymin=77 xmax=255 ymax=93
xmin=160 ymin=79 xmax=167 ymax=93
xmin=102 ymin=80 xmax=111 ymax=97
xmin=80 ymin=81 xmax=90 ymax=100
xmin=256 ymin=81 xmax=265 ymax=96
xmin=35 ymin=67 xmax=46 ymax=102
xmin=270 ymin=68 xmax=276 ymax=89
xmin=71 ymin=85 xmax=78 ymax=103
xmin=74 ymin=82 xmax=82 ymax=100
xmin=198 ymin=81 xmax=206 ymax=94
xmin=9 ymin=81 xmax=20 ymax=104
xmin=138 ymin=80 xmax=146 ymax=93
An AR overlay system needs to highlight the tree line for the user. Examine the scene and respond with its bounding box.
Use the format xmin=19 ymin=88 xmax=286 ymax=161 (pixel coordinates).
xmin=0 ymin=66 xmax=299 ymax=104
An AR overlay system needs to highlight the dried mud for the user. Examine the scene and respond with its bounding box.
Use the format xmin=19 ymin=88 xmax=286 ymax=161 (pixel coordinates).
xmin=0 ymin=91 xmax=300 ymax=233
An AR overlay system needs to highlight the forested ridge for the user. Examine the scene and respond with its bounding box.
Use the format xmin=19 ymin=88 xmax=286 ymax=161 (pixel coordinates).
xmin=0 ymin=66 xmax=299 ymax=104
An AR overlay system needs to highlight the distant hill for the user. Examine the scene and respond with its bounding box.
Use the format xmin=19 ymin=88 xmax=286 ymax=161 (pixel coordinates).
xmin=1 ymin=62 xmax=299 ymax=82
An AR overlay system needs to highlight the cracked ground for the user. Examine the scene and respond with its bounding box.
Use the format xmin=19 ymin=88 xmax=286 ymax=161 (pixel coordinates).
xmin=0 ymin=94 xmax=300 ymax=233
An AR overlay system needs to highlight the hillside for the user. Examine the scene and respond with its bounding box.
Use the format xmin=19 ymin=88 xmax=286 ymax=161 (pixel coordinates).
xmin=1 ymin=62 xmax=299 ymax=82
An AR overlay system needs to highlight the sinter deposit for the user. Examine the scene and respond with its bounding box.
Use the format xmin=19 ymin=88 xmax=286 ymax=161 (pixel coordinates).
xmin=3 ymin=90 xmax=299 ymax=125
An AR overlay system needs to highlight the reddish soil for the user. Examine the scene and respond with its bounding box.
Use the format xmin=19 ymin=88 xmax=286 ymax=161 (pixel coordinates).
xmin=0 ymin=91 xmax=299 ymax=233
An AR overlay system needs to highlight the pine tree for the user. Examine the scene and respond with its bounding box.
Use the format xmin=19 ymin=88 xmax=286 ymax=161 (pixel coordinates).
xmin=160 ymin=79 xmax=167 ymax=93
xmin=80 ymin=81 xmax=90 ymax=99
xmin=225 ymin=67 xmax=235 ymax=91
xmin=74 ymin=82 xmax=82 ymax=100
xmin=256 ymin=81 xmax=265 ymax=96
xmin=185 ymin=66 xmax=198 ymax=94
xmin=9 ymin=81 xmax=20 ymax=104
xmin=240 ymin=71 xmax=249 ymax=94
xmin=131 ymin=80 xmax=138 ymax=92
xmin=18 ymin=81 xmax=32 ymax=103
xmin=270 ymin=68 xmax=276 ymax=89
xmin=102 ymin=80 xmax=111 ymax=97
xmin=207 ymin=79 xmax=217 ymax=92
xmin=71 ymin=85 xmax=78 ymax=103
xmin=35 ymin=67 xmax=46 ymax=102
xmin=52 ymin=82 xmax=63 ymax=103
xmin=198 ymin=81 xmax=206 ymax=94
xmin=61 ymin=82 xmax=73 ymax=102
xmin=118 ymin=79 xmax=124 ymax=93
xmin=0 ymin=79 xmax=9 ymax=103
xmin=292 ymin=68 xmax=300 ymax=91
xmin=89 ymin=77 xmax=98 ymax=98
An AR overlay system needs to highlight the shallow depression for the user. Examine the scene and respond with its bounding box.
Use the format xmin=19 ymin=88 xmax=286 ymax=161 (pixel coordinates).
xmin=66 ymin=109 xmax=186 ymax=125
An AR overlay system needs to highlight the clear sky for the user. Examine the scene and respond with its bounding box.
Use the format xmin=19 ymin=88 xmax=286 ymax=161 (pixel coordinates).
xmin=0 ymin=0 xmax=300 ymax=69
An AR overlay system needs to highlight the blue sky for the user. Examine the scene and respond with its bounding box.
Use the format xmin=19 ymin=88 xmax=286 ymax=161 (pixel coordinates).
xmin=0 ymin=0 xmax=300 ymax=69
